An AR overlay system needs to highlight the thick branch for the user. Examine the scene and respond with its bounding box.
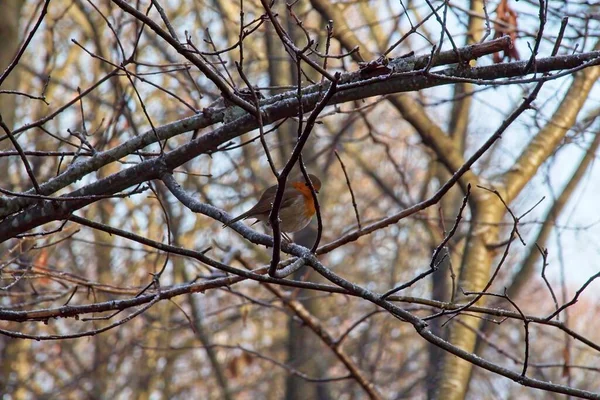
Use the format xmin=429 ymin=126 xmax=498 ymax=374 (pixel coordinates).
xmin=1 ymin=50 xmax=599 ymax=241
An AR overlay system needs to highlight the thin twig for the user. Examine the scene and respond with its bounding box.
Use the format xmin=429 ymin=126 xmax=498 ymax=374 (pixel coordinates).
xmin=0 ymin=118 xmax=41 ymax=194
xmin=334 ymin=150 xmax=362 ymax=230
xmin=537 ymin=244 xmax=559 ymax=312
xmin=381 ymin=184 xmax=470 ymax=298
xmin=0 ymin=0 xmax=50 ymax=87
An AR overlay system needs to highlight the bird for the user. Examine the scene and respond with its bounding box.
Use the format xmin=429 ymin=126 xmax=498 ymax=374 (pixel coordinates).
xmin=223 ymin=173 xmax=321 ymax=235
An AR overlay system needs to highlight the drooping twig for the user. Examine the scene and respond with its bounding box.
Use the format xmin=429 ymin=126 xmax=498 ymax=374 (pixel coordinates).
xmin=538 ymin=244 xmax=559 ymax=312
xmin=267 ymin=74 xmax=340 ymax=276
xmin=334 ymin=150 xmax=362 ymax=230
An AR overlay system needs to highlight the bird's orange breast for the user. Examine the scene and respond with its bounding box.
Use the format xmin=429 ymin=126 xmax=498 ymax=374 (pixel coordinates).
xmin=292 ymin=182 xmax=316 ymax=217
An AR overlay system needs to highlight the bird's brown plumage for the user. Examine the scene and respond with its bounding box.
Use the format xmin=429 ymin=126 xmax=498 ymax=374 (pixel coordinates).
xmin=224 ymin=174 xmax=321 ymax=233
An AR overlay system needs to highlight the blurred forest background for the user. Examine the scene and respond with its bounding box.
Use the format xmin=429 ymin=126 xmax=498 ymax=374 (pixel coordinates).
xmin=1 ymin=0 xmax=600 ymax=399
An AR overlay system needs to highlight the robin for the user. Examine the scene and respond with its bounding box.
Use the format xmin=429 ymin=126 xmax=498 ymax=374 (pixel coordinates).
xmin=224 ymin=174 xmax=321 ymax=234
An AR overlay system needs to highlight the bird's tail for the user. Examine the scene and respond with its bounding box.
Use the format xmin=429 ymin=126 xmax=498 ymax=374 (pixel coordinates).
xmin=222 ymin=211 xmax=250 ymax=228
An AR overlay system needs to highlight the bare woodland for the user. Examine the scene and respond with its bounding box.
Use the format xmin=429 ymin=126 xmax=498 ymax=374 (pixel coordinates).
xmin=1 ymin=0 xmax=600 ymax=398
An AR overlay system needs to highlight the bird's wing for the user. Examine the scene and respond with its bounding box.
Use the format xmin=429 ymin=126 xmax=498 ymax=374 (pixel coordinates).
xmin=223 ymin=184 xmax=278 ymax=227
xmin=223 ymin=184 xmax=300 ymax=227
xmin=246 ymin=184 xmax=278 ymax=215
xmin=280 ymin=190 xmax=302 ymax=209
xmin=246 ymin=185 xmax=300 ymax=214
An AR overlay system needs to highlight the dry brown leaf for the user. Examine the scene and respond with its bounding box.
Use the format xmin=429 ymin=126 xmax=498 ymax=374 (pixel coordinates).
xmin=493 ymin=0 xmax=520 ymax=63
